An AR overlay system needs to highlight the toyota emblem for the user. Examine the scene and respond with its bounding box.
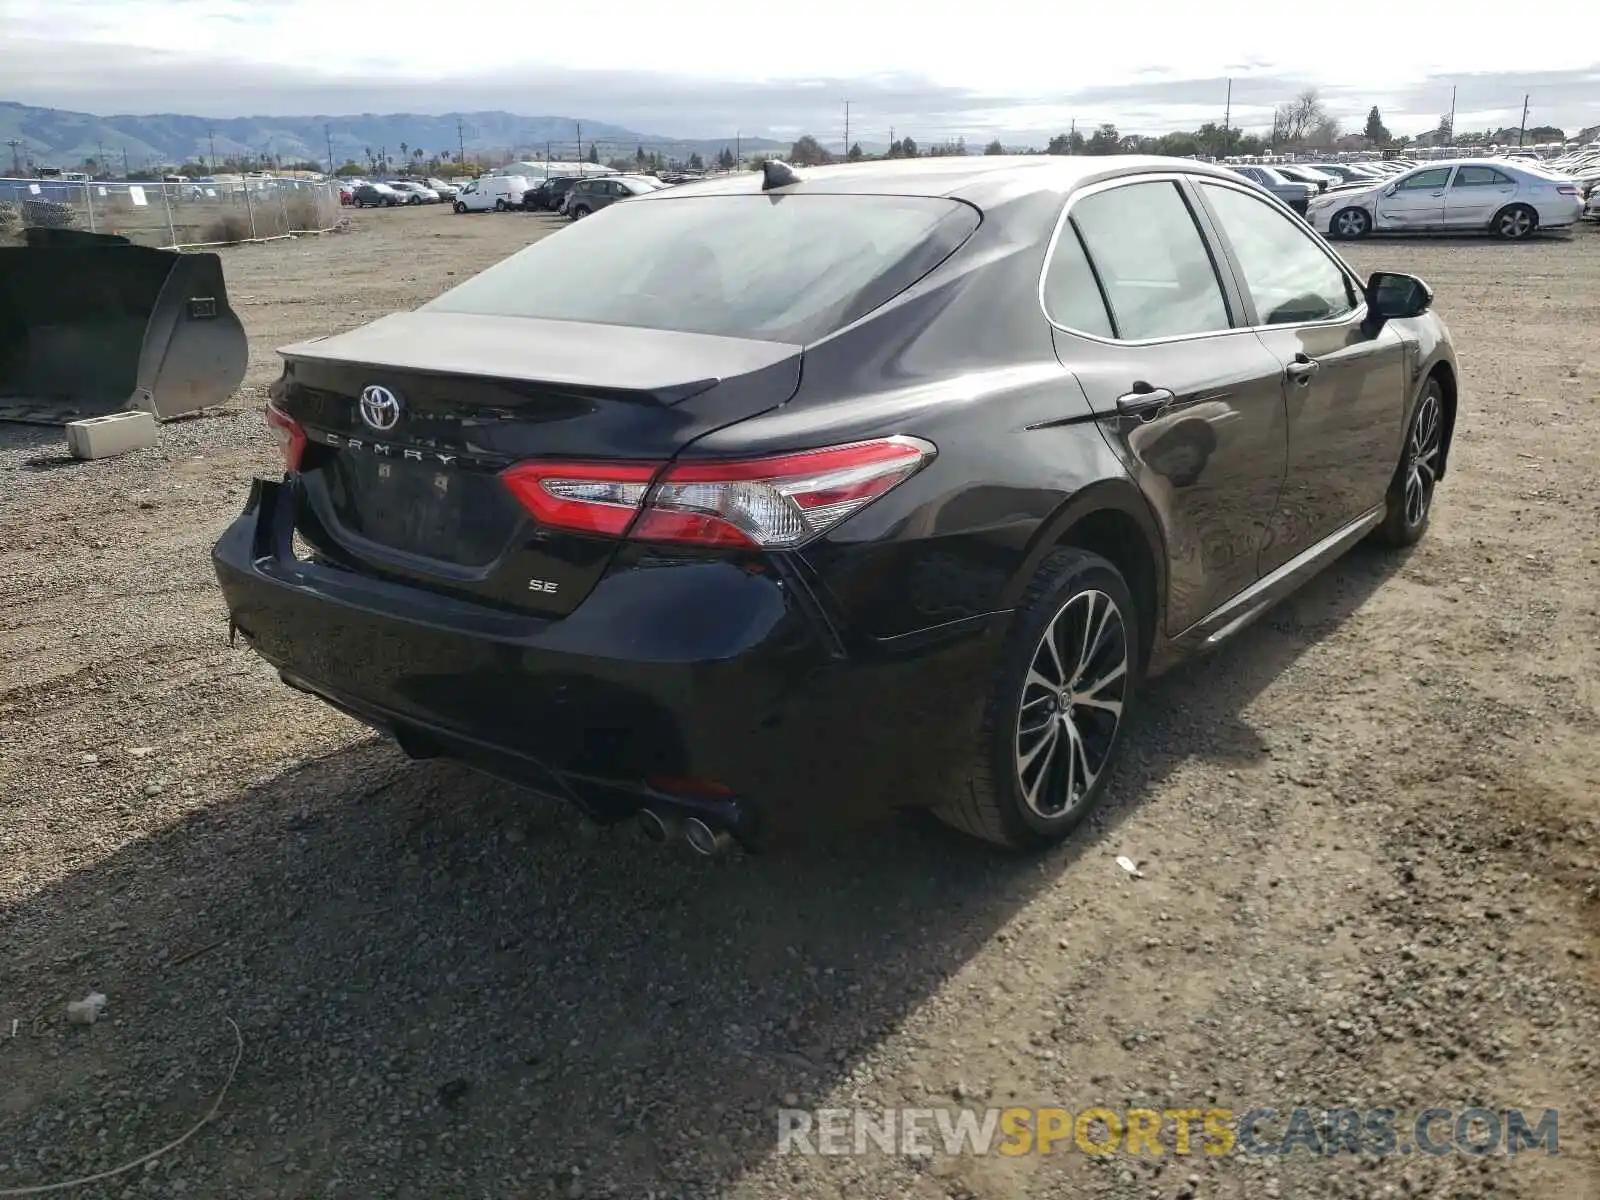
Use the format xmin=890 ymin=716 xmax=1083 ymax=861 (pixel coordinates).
xmin=358 ymin=385 xmax=402 ymax=432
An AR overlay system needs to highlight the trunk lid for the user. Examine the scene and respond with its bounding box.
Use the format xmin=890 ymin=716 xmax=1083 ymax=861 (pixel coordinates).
xmin=273 ymin=311 xmax=802 ymax=617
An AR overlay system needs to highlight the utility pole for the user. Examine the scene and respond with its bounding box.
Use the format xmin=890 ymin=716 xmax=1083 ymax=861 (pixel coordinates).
xmin=325 ymin=123 xmax=335 ymax=174
xmin=1221 ymin=79 xmax=1232 ymax=159
xmin=1517 ymin=94 xmax=1530 ymax=146
xmin=888 ymin=126 xmax=894 ymax=156
xmin=207 ymin=129 xmax=217 ymax=171
xmin=1448 ymin=86 xmax=1457 ymax=144
xmin=735 ymin=130 xmax=741 ymax=168
xmin=576 ymin=120 xmax=583 ymax=165
xmin=457 ymin=118 xmax=467 ymax=167
xmin=1069 ymin=117 xmax=1076 ymax=154
xmin=843 ymin=99 xmax=851 ymax=158
xmin=6 ymin=138 xmax=23 ymax=175
xmin=121 ymin=146 xmax=129 ymax=178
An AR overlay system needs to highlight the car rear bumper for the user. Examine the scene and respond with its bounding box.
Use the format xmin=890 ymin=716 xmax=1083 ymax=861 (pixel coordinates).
xmin=212 ymin=478 xmax=1008 ymax=841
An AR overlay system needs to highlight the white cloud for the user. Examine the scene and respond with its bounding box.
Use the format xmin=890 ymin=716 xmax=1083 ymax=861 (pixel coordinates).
xmin=5 ymin=0 xmax=1599 ymax=137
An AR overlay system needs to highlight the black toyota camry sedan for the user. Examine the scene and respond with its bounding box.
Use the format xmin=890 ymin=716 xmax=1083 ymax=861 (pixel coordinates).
xmin=214 ymin=155 xmax=1458 ymax=853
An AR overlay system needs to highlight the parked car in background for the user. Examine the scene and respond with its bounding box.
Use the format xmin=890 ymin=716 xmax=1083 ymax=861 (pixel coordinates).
xmin=1275 ymin=164 xmax=1339 ymax=193
xmin=425 ymin=177 xmax=460 ymax=201
xmin=1308 ymin=158 xmax=1585 ymax=240
xmin=388 ymin=181 xmax=440 ymax=205
xmin=563 ymin=174 xmax=669 ymax=219
xmin=351 ymin=182 xmax=403 ymax=208
xmin=218 ymin=155 xmax=1456 ymax=854
xmin=1304 ymin=162 xmax=1389 ymax=186
xmin=1224 ymin=165 xmax=1316 ymax=214
xmin=454 ymin=175 xmax=529 ymax=212
xmin=526 ymin=176 xmax=581 ymax=212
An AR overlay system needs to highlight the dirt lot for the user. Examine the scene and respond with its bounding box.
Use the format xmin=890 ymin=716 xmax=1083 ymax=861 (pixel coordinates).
xmin=1 ymin=205 xmax=1597 ymax=1200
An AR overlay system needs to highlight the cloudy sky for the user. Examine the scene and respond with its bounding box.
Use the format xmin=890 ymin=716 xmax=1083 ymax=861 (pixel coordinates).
xmin=4 ymin=0 xmax=1598 ymax=143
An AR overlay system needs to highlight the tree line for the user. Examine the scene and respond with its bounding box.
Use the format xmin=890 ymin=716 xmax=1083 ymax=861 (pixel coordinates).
xmin=782 ymin=90 xmax=1578 ymax=166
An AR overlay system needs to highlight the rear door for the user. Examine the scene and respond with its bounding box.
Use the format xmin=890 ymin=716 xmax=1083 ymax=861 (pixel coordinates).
xmin=1192 ymin=177 xmax=1408 ymax=570
xmin=1045 ymin=175 xmax=1289 ymax=635
xmin=1443 ymin=164 xmax=1518 ymax=227
xmin=1374 ymin=165 xmax=1453 ymax=230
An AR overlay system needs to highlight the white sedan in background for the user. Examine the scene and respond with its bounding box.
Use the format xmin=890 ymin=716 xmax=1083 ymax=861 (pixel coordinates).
xmin=1307 ymin=158 xmax=1585 ymax=241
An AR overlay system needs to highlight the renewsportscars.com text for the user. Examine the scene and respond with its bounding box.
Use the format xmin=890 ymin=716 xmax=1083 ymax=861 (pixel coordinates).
xmin=777 ymin=1106 xmax=1561 ymax=1158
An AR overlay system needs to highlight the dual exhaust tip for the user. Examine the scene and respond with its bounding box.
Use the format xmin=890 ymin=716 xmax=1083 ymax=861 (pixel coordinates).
xmin=637 ymin=808 xmax=733 ymax=857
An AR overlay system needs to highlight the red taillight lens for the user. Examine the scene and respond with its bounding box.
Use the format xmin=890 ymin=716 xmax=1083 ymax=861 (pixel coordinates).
xmin=265 ymin=399 xmax=307 ymax=472
xmin=499 ymin=436 xmax=935 ymax=549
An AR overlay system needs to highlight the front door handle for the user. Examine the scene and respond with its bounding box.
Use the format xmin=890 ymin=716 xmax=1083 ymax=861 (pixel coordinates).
xmin=1286 ymin=353 xmax=1320 ymax=384
xmin=1116 ymin=383 xmax=1177 ymax=419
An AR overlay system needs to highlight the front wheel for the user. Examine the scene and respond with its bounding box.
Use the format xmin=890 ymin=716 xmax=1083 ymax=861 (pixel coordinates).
xmin=453 ymin=201 xmax=466 ymax=213
xmin=1492 ymin=204 xmax=1537 ymax=240
xmin=570 ymin=205 xmax=590 ymax=220
xmin=1330 ymin=207 xmax=1371 ymax=240
xmin=1376 ymin=378 xmax=1445 ymax=546
xmin=936 ymin=548 xmax=1138 ymax=850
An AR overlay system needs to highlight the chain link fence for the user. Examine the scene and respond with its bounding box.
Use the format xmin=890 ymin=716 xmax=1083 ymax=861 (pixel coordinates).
xmin=0 ymin=176 xmax=344 ymax=249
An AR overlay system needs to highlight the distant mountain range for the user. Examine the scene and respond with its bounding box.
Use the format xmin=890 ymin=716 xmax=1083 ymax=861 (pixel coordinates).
xmin=0 ymin=101 xmax=789 ymax=172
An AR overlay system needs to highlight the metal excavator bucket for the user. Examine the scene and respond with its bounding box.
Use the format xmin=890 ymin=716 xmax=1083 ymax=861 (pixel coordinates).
xmin=0 ymin=227 xmax=248 ymax=425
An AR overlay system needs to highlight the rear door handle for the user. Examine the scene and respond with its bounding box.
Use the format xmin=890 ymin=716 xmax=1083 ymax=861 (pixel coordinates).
xmin=1116 ymin=384 xmax=1177 ymax=419
xmin=1286 ymin=354 xmax=1320 ymax=384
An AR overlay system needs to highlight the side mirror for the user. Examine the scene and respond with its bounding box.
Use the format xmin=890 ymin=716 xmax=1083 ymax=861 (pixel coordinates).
xmin=1367 ymin=271 xmax=1433 ymax=320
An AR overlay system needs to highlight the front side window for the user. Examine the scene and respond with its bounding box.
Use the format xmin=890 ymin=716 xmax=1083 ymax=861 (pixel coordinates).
xmin=426 ymin=194 xmax=980 ymax=344
xmin=1399 ymin=167 xmax=1453 ymax=190
xmin=1452 ymin=166 xmax=1512 ymax=187
xmin=1067 ymin=181 xmax=1232 ymax=340
xmin=1198 ymin=182 xmax=1357 ymax=325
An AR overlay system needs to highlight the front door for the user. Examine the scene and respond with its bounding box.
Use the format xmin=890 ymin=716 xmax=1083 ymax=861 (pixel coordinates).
xmin=1190 ymin=178 xmax=1409 ymax=571
xmin=1444 ymin=164 xmax=1518 ymax=228
xmin=1043 ymin=177 xmax=1289 ymax=634
xmin=1374 ymin=165 xmax=1454 ymax=230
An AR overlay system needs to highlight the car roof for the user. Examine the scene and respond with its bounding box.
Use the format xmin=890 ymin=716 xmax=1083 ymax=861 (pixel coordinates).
xmin=632 ymin=154 xmax=1249 ymax=208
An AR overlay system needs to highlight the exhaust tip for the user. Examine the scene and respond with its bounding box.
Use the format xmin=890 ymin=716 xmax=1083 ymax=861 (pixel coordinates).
xmin=638 ymin=808 xmax=676 ymax=844
xmin=682 ymin=816 xmax=732 ymax=857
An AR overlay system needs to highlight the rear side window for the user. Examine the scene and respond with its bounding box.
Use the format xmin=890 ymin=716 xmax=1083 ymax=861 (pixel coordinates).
xmin=425 ymin=194 xmax=980 ymax=344
xmin=1452 ymin=166 xmax=1512 ymax=187
xmin=1041 ymin=223 xmax=1114 ymax=337
xmin=1067 ymin=181 xmax=1232 ymax=340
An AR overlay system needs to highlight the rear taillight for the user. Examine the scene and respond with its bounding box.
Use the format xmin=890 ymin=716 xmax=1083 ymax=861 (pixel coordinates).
xmin=265 ymin=399 xmax=307 ymax=472
xmin=500 ymin=436 xmax=935 ymax=549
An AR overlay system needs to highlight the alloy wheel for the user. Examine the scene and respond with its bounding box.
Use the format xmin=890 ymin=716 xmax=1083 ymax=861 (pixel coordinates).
xmin=1333 ymin=208 xmax=1368 ymax=238
xmin=1015 ymin=589 xmax=1129 ymax=819
xmin=1497 ymin=207 xmax=1534 ymax=239
xmin=1404 ymin=390 xmax=1442 ymax=527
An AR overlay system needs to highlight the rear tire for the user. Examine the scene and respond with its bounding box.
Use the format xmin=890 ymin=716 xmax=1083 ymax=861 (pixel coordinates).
xmin=1330 ymin=207 xmax=1371 ymax=239
xmin=494 ymin=199 xmax=506 ymax=212
xmin=1492 ymin=203 xmax=1537 ymax=240
xmin=1376 ymin=377 xmax=1445 ymax=547
xmin=936 ymin=548 xmax=1139 ymax=850
xmin=571 ymin=205 xmax=590 ymax=220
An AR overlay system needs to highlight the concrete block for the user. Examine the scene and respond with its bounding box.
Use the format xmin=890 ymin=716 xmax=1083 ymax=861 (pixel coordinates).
xmin=66 ymin=410 xmax=158 ymax=460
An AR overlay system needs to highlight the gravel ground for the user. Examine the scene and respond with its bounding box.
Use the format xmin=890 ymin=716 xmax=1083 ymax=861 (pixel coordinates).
xmin=1 ymin=206 xmax=1597 ymax=1200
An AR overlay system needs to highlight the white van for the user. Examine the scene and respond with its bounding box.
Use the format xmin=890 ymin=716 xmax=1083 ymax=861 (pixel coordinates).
xmin=453 ymin=175 xmax=529 ymax=213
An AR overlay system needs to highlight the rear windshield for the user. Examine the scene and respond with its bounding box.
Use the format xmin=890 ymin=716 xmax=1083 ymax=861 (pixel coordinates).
xmin=423 ymin=193 xmax=980 ymax=344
